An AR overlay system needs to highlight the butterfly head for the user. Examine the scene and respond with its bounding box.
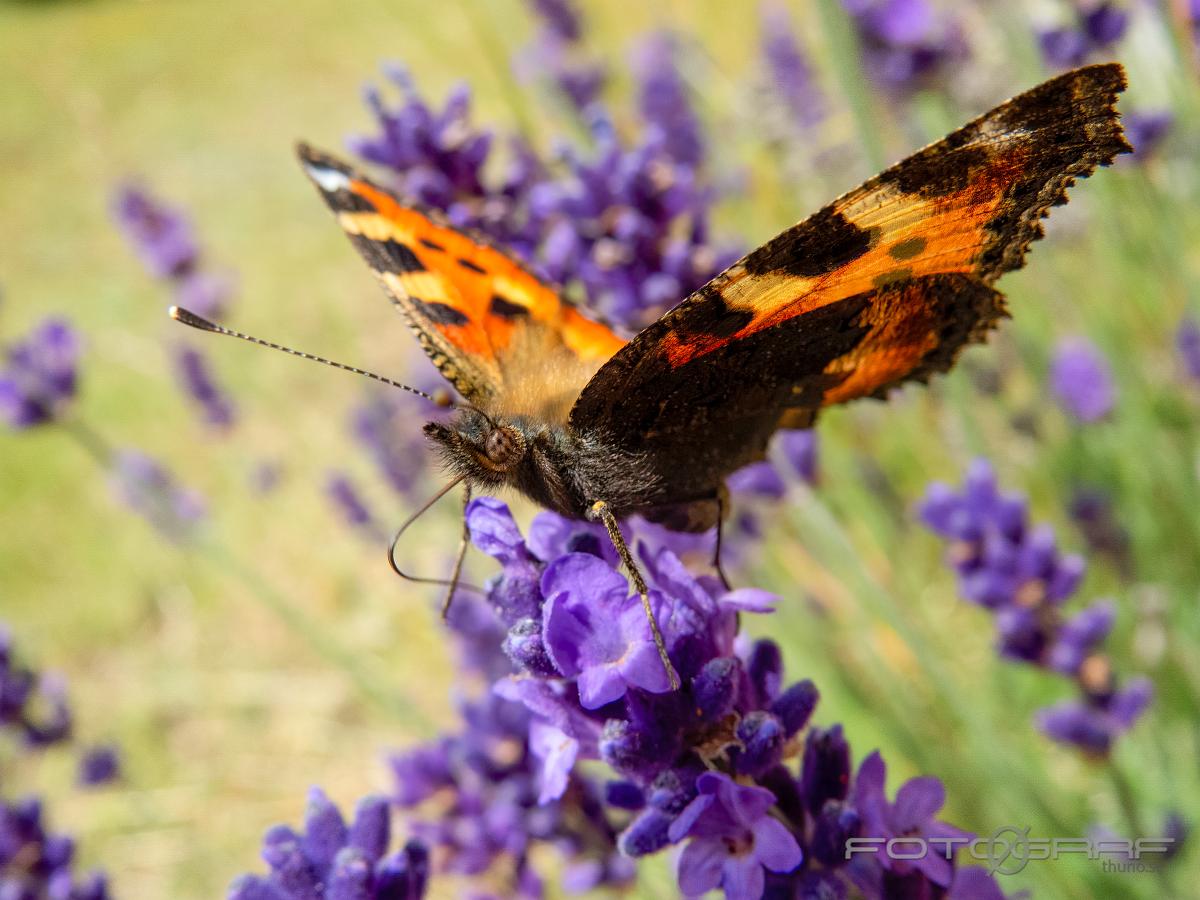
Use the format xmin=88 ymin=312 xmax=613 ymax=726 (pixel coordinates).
xmin=423 ymin=409 xmax=531 ymax=486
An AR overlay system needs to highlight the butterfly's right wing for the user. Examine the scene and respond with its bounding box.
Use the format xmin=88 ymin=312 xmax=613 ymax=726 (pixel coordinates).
xmin=299 ymin=145 xmax=625 ymax=413
xmin=569 ymin=64 xmax=1128 ymax=502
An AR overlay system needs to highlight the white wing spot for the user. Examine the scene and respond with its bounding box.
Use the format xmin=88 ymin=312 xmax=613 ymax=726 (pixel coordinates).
xmin=306 ymin=163 xmax=352 ymax=193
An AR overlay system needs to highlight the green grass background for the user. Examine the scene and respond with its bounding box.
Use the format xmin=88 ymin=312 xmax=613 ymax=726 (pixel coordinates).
xmin=1 ymin=0 xmax=1198 ymax=896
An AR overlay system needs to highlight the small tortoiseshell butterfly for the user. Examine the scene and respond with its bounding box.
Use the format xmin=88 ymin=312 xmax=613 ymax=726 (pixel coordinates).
xmin=174 ymin=63 xmax=1130 ymax=686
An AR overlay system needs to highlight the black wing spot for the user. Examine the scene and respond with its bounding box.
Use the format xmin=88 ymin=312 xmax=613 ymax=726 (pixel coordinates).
xmin=457 ymin=257 xmax=488 ymax=275
xmin=889 ymin=145 xmax=990 ymax=198
xmin=888 ymin=236 xmax=927 ymax=260
xmin=673 ymin=286 xmax=753 ymax=338
xmin=349 ymin=234 xmax=426 ymax=273
xmin=413 ymin=298 xmax=470 ymax=326
xmin=489 ymin=295 xmax=529 ymax=320
xmin=329 ymin=189 xmax=376 ymax=213
xmin=419 ymin=237 xmax=447 ymax=252
xmin=742 ymin=208 xmax=876 ymax=278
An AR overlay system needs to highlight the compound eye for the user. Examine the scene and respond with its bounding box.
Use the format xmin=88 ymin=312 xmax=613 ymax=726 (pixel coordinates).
xmin=485 ymin=427 xmax=523 ymax=468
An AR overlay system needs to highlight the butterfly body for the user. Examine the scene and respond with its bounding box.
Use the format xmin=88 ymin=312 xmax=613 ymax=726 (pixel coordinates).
xmin=297 ymin=63 xmax=1129 ymax=540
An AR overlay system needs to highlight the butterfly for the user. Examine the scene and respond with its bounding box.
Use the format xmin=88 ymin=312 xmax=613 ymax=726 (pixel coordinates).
xmin=173 ymin=63 xmax=1129 ymax=687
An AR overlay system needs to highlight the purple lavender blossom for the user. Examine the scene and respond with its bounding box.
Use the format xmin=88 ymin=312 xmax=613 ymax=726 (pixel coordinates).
xmin=326 ymin=472 xmax=383 ymax=541
xmin=669 ymin=772 xmax=802 ymax=897
xmin=351 ymin=387 xmax=441 ymax=500
xmin=1124 ymin=110 xmax=1173 ymax=161
xmin=172 ymin=344 xmax=236 ymax=430
xmin=541 ymin=553 xmax=675 ymax=706
xmin=633 ymin=33 xmax=705 ymax=167
xmin=1176 ymin=316 xmax=1200 ymax=382
xmin=1038 ymin=2 xmax=1128 ymax=69
xmin=851 ymin=751 xmax=970 ymax=887
xmin=0 ymin=318 xmax=79 ymax=430
xmin=1036 ymin=677 xmax=1153 ymax=755
xmin=77 ymin=744 xmax=121 ymax=787
xmin=1069 ymin=489 xmax=1132 ymax=578
xmin=760 ymin=1 xmax=825 ymax=129
xmin=112 ymin=184 xmax=198 ymax=279
xmin=842 ymin=0 xmax=967 ymax=93
xmin=920 ymin=459 xmax=1152 ymax=755
xmin=110 ymin=449 xmax=206 ymax=542
xmin=0 ymin=626 xmax=73 ymax=749
xmin=522 ymin=0 xmax=607 ymax=109
xmin=1050 ymin=337 xmax=1116 ymax=423
xmin=229 ymin=790 xmax=429 ymax=900
xmin=0 ymin=796 xmax=110 ymax=900
xmin=775 ymin=428 xmax=818 ymax=485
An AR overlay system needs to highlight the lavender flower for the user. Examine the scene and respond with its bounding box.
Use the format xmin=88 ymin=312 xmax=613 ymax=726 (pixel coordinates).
xmin=633 ymin=33 xmax=705 ymax=167
xmin=1124 ymin=110 xmax=1173 ymax=161
xmin=920 ymin=459 xmax=1152 ymax=753
xmin=326 ymin=472 xmax=383 ymax=541
xmin=0 ymin=796 xmax=111 ymax=900
xmin=229 ymin=790 xmax=429 ymax=900
xmin=112 ymin=184 xmax=233 ymax=318
xmin=0 ymin=626 xmax=72 ymax=748
xmin=110 ymin=449 xmax=206 ymax=542
xmin=760 ymin=1 xmax=825 ymax=130
xmin=842 ymin=0 xmax=967 ymax=93
xmin=373 ymin=497 xmax=996 ymax=899
xmin=1037 ymin=2 xmax=1128 ymax=69
xmin=0 ymin=318 xmax=79 ymax=430
xmin=351 ymin=387 xmax=440 ymax=500
xmin=1176 ymin=316 xmax=1200 ymax=382
xmin=523 ymin=0 xmax=607 ymax=109
xmin=77 ymin=744 xmax=121 ymax=787
xmin=669 ymin=772 xmax=802 ymax=897
xmin=172 ymin=344 xmax=236 ymax=430
xmin=112 ymin=184 xmax=198 ymax=279
xmin=776 ymin=428 xmax=819 ymax=485
xmin=1050 ymin=337 xmax=1116 ymax=423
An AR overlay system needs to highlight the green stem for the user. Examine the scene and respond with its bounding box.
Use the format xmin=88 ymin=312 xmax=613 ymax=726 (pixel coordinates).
xmin=813 ymin=0 xmax=887 ymax=172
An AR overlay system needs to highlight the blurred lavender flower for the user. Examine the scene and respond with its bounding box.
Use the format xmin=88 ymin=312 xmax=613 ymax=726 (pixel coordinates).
xmin=1124 ymin=110 xmax=1173 ymax=162
xmin=77 ymin=744 xmax=121 ymax=788
xmin=759 ymin=1 xmax=825 ymax=130
xmin=1049 ymin=337 xmax=1116 ymax=423
xmin=110 ymin=449 xmax=206 ymax=542
xmin=326 ymin=472 xmax=384 ymax=542
xmin=1176 ymin=316 xmax=1200 ymax=382
xmin=173 ymin=344 xmax=236 ymax=430
xmin=1037 ymin=2 xmax=1128 ymax=69
xmin=522 ymin=0 xmax=607 ymax=109
xmin=0 ymin=796 xmax=111 ymax=900
xmin=351 ymin=387 xmax=441 ymax=500
xmin=0 ymin=318 xmax=79 ymax=431
xmin=633 ymin=33 xmax=705 ymax=167
xmin=0 ymin=627 xmax=72 ymax=748
xmin=842 ymin=0 xmax=967 ymax=93
xmin=229 ymin=790 xmax=429 ymax=900
xmin=919 ymin=459 xmax=1151 ymax=753
xmin=111 ymin=184 xmax=234 ymax=318
xmin=535 ymin=112 xmax=738 ymax=329
xmin=776 ymin=428 xmax=819 ymax=485
xmin=112 ymin=184 xmax=198 ymax=280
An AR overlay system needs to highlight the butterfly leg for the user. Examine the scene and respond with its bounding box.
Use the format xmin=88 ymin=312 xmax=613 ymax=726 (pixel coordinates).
xmin=706 ymin=488 xmax=734 ymax=592
xmin=441 ymin=482 xmax=474 ymax=619
xmin=589 ymin=500 xmax=681 ymax=691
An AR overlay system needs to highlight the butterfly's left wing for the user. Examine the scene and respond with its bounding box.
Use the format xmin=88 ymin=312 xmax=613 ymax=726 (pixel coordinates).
xmin=570 ymin=64 xmax=1129 ymax=499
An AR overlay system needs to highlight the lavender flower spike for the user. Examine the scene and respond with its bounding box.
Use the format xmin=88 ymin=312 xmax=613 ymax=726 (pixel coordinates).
xmin=0 ymin=317 xmax=80 ymax=430
xmin=110 ymin=449 xmax=206 ymax=542
xmin=1049 ymin=336 xmax=1116 ymax=423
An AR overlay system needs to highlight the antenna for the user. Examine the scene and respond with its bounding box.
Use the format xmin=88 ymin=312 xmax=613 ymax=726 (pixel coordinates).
xmin=168 ymin=306 xmax=455 ymax=407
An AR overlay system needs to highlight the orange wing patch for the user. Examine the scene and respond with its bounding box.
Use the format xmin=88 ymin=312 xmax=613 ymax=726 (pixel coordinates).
xmin=298 ymin=144 xmax=625 ymax=408
xmin=650 ymin=63 xmax=1128 ymax=392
